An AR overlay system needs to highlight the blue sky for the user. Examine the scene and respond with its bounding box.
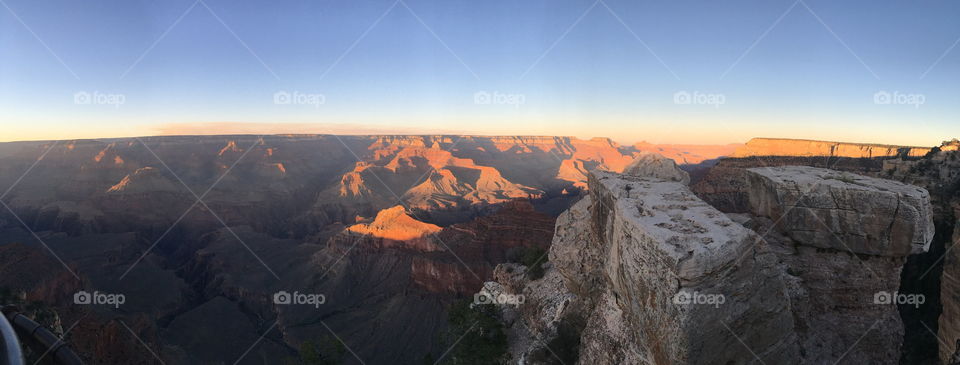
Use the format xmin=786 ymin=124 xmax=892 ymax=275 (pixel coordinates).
xmin=1 ymin=0 xmax=958 ymax=145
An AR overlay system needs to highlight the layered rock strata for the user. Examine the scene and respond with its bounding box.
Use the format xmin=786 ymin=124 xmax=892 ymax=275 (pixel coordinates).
xmin=732 ymin=137 xmax=930 ymax=159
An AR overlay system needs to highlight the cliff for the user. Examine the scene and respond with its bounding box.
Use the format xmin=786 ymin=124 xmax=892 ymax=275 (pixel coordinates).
xmin=744 ymin=166 xmax=933 ymax=363
xmin=733 ymin=137 xmax=930 ymax=159
xmin=484 ymin=162 xmax=934 ymax=364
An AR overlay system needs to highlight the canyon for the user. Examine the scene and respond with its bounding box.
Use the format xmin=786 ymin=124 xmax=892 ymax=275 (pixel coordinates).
xmin=0 ymin=135 xmax=734 ymax=364
xmin=1 ymin=135 xmax=957 ymax=364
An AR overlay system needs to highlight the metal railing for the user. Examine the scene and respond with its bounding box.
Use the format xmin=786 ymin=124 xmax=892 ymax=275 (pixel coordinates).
xmin=0 ymin=307 xmax=82 ymax=365
xmin=0 ymin=309 xmax=23 ymax=365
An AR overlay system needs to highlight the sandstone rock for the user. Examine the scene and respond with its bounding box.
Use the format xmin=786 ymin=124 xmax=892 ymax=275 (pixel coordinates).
xmin=347 ymin=205 xmax=441 ymax=241
xmin=622 ymin=151 xmax=690 ymax=184
xmin=732 ymin=137 xmax=930 ymax=159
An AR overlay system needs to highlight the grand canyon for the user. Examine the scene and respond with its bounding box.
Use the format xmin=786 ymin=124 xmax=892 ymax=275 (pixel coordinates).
xmin=0 ymin=135 xmax=957 ymax=364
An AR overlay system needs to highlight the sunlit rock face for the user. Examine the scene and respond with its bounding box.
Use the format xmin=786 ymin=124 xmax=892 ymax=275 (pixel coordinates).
xmin=732 ymin=137 xmax=930 ymax=159
xmin=345 ymin=205 xmax=443 ymax=250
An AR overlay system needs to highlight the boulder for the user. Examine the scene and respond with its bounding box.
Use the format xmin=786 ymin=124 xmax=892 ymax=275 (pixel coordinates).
xmin=746 ymin=166 xmax=934 ymax=256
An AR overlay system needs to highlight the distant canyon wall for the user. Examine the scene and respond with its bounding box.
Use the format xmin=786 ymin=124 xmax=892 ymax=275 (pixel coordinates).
xmin=732 ymin=137 xmax=930 ymax=159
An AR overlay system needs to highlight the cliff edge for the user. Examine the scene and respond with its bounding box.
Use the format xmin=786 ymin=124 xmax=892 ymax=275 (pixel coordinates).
xmin=482 ymin=161 xmax=935 ymax=364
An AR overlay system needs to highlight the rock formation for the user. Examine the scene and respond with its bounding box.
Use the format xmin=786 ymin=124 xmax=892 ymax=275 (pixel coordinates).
xmin=746 ymin=166 xmax=934 ymax=256
xmin=488 ymin=169 xmax=801 ymax=364
xmin=621 ymin=152 xmax=690 ymax=184
xmin=632 ymin=142 xmax=740 ymax=165
xmin=733 ymin=137 xmax=930 ymax=159
xmin=744 ymin=166 xmax=934 ymax=363
xmin=485 ymin=164 xmax=935 ymax=364
xmin=345 ymin=205 xmax=442 ymax=250
xmin=689 ymin=138 xmax=960 ymax=363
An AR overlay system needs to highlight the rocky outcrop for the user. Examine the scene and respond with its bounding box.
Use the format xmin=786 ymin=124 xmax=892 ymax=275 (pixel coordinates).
xmin=694 ymin=137 xmax=931 ymax=212
xmin=622 ymin=152 xmax=690 ymax=184
xmin=345 ymin=205 xmax=442 ymax=250
xmin=690 ymin=138 xmax=959 ymax=363
xmin=746 ymin=166 xmax=934 ymax=256
xmin=744 ymin=166 xmax=934 ymax=363
xmin=581 ymin=171 xmax=798 ymax=364
xmin=487 ymin=165 xmax=935 ymax=364
xmin=733 ymin=137 xmax=930 ymax=159
xmin=489 ymin=170 xmax=800 ymax=364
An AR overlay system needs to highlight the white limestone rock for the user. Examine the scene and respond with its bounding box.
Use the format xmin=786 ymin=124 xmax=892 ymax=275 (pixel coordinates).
xmin=745 ymin=166 xmax=935 ymax=256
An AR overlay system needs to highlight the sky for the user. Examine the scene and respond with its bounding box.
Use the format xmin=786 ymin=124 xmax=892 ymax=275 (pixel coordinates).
xmin=1 ymin=0 xmax=958 ymax=145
